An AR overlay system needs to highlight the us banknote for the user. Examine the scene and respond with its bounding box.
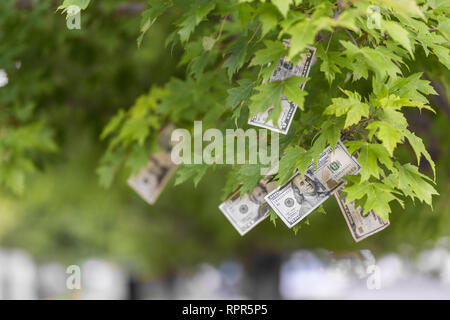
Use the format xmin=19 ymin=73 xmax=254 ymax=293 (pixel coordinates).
xmin=127 ymin=151 xmax=177 ymax=205
xmin=306 ymin=140 xmax=361 ymax=193
xmin=264 ymin=174 xmax=341 ymax=228
xmin=219 ymin=180 xmax=277 ymax=235
xmin=248 ymin=46 xmax=316 ymax=135
xmin=335 ymin=186 xmax=389 ymax=242
xmin=128 ymin=124 xmax=177 ymax=205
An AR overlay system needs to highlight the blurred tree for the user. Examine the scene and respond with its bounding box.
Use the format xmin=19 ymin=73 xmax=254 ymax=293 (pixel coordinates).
xmin=0 ymin=0 xmax=449 ymax=278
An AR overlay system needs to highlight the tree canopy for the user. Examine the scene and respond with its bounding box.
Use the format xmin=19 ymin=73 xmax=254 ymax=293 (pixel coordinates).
xmin=0 ymin=0 xmax=449 ymax=276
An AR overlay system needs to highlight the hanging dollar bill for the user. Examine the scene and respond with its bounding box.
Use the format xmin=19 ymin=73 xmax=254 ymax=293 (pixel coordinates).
xmin=128 ymin=124 xmax=177 ymax=205
xmin=248 ymin=46 xmax=316 ymax=135
xmin=128 ymin=151 xmax=177 ymax=205
xmin=219 ymin=180 xmax=277 ymax=235
xmin=305 ymin=140 xmax=361 ymax=193
xmin=335 ymin=186 xmax=389 ymax=242
xmin=265 ymin=174 xmax=341 ymax=228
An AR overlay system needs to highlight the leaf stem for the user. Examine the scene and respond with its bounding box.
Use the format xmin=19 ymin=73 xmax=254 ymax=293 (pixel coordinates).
xmin=215 ymin=15 xmax=228 ymax=42
xmin=248 ymin=22 xmax=262 ymax=44
xmin=345 ymin=28 xmax=359 ymax=48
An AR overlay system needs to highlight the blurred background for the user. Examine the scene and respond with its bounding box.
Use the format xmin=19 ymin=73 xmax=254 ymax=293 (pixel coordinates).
xmin=0 ymin=0 xmax=449 ymax=299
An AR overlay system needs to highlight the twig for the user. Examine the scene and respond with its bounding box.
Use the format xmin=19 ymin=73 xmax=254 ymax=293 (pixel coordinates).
xmin=336 ymin=0 xmax=342 ymax=18
xmin=326 ymin=32 xmax=334 ymax=52
xmin=248 ymin=22 xmax=262 ymax=44
xmin=215 ymin=15 xmax=228 ymax=42
xmin=214 ymin=56 xmax=228 ymax=73
xmin=345 ymin=28 xmax=359 ymax=48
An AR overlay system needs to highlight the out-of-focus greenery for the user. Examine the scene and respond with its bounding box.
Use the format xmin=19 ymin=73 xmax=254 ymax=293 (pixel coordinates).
xmin=0 ymin=1 xmax=449 ymax=277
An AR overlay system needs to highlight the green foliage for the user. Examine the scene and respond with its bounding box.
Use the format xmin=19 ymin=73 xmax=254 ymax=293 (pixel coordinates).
xmin=324 ymin=89 xmax=370 ymax=128
xmin=97 ymin=0 xmax=450 ymax=226
xmin=57 ymin=0 xmax=91 ymax=12
xmin=98 ymin=87 xmax=166 ymax=187
xmin=2 ymin=0 xmax=449 ymax=242
xmin=0 ymin=0 xmax=448 ymax=273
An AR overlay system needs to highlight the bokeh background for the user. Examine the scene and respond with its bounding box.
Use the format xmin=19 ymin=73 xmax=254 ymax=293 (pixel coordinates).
xmin=0 ymin=0 xmax=449 ymax=299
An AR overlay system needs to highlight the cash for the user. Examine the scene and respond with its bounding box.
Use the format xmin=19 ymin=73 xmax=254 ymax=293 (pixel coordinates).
xmin=265 ymin=141 xmax=360 ymax=228
xmin=127 ymin=124 xmax=177 ymax=205
xmin=265 ymin=174 xmax=340 ymax=228
xmin=306 ymin=140 xmax=361 ymax=193
xmin=248 ymin=46 xmax=316 ymax=135
xmin=335 ymin=186 xmax=389 ymax=242
xmin=219 ymin=180 xmax=277 ymax=235
xmin=127 ymin=151 xmax=177 ymax=205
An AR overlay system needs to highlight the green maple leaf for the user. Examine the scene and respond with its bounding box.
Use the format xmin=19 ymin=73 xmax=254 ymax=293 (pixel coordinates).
xmin=344 ymin=178 xmax=402 ymax=221
xmin=378 ymin=107 xmax=408 ymax=128
xmin=138 ymin=0 xmax=173 ymax=47
xmin=324 ymin=89 xmax=369 ymax=128
xmin=276 ymin=145 xmax=306 ymax=185
xmin=259 ymin=3 xmax=280 ymax=36
xmin=125 ymin=145 xmax=150 ymax=175
xmin=347 ymin=141 xmax=393 ymax=181
xmin=389 ymin=73 xmax=437 ymax=103
xmin=283 ymin=76 xmax=309 ymax=111
xmin=316 ymin=46 xmax=344 ymax=84
xmin=394 ymin=163 xmax=438 ymax=207
xmin=238 ymin=164 xmax=263 ymax=196
xmin=248 ymin=81 xmax=284 ymax=117
xmin=340 ymin=41 xmax=402 ymax=79
xmin=287 ymin=19 xmax=318 ymax=59
xmin=226 ymin=79 xmax=254 ymax=109
xmin=250 ymin=40 xmax=287 ymax=66
xmin=383 ymin=21 xmax=413 ymax=57
xmin=177 ymin=12 xmax=197 ymax=43
xmin=432 ymin=45 xmax=450 ymax=69
xmin=367 ymin=121 xmax=404 ymax=156
xmin=268 ymin=208 xmax=278 ymax=226
xmin=223 ymin=35 xmax=249 ymax=79
xmin=195 ymin=0 xmax=216 ymax=23
xmin=272 ymin=0 xmax=292 ymax=17
xmin=404 ymin=130 xmax=436 ymax=178
xmin=177 ymin=0 xmax=216 ymax=43
xmin=362 ymin=182 xmax=401 ymax=221
xmin=376 ymin=0 xmax=424 ymax=18
xmin=317 ymin=118 xmax=344 ymax=151
xmin=57 ymin=0 xmax=91 ymax=12
xmin=175 ymin=164 xmax=208 ymax=187
xmin=101 ymin=109 xmax=126 ymax=140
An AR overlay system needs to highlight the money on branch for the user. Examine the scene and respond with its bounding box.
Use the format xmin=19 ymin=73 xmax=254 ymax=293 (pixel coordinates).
xmin=265 ymin=140 xmax=360 ymax=228
xmin=248 ymin=43 xmax=316 ymax=135
xmin=128 ymin=124 xmax=177 ymax=205
xmin=335 ymin=185 xmax=389 ymax=242
xmin=96 ymin=0 xmax=443 ymax=236
xmin=219 ymin=179 xmax=277 ymax=235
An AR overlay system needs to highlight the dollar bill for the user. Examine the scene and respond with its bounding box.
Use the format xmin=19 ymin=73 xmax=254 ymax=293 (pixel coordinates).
xmin=157 ymin=123 xmax=176 ymax=150
xmin=219 ymin=180 xmax=277 ymax=235
xmin=128 ymin=124 xmax=177 ymax=205
xmin=127 ymin=151 xmax=177 ymax=205
xmin=248 ymin=46 xmax=316 ymax=135
xmin=335 ymin=186 xmax=389 ymax=242
xmin=265 ymin=174 xmax=342 ymax=228
xmin=306 ymin=140 xmax=361 ymax=193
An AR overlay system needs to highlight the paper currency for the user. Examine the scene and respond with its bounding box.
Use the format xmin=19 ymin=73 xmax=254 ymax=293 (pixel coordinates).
xmin=127 ymin=151 xmax=177 ymax=205
xmin=128 ymin=124 xmax=177 ymax=205
xmin=248 ymin=46 xmax=316 ymax=135
xmin=335 ymin=186 xmax=389 ymax=242
xmin=219 ymin=180 xmax=277 ymax=235
xmin=265 ymin=174 xmax=341 ymax=228
xmin=306 ymin=140 xmax=361 ymax=193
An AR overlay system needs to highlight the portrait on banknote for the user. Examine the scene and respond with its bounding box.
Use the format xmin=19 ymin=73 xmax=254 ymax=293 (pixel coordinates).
xmin=265 ymin=174 xmax=340 ymax=228
xmin=219 ymin=180 xmax=276 ymax=235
